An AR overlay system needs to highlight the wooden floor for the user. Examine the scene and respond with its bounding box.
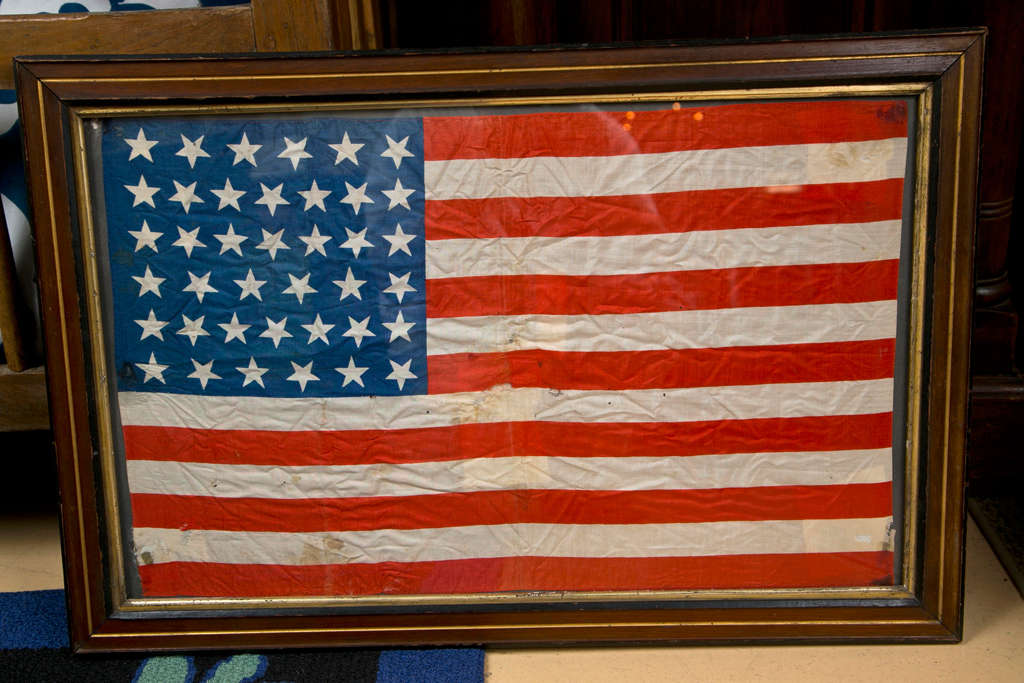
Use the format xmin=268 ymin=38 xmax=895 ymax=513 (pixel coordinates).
xmin=1 ymin=512 xmax=1020 ymax=680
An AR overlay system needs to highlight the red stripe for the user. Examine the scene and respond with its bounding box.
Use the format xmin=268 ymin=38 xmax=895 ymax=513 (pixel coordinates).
xmin=122 ymin=413 xmax=893 ymax=467
xmin=138 ymin=551 xmax=895 ymax=596
xmin=131 ymin=482 xmax=892 ymax=533
xmin=423 ymin=99 xmax=908 ymax=160
xmin=427 ymin=339 xmax=895 ymax=394
xmin=426 ymin=260 xmax=899 ymax=318
xmin=425 ymin=179 xmax=905 ymax=240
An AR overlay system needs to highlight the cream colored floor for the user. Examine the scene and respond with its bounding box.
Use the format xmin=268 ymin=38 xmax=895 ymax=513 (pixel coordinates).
xmin=488 ymin=518 xmax=1024 ymax=682
xmin=1 ymin=513 xmax=1021 ymax=680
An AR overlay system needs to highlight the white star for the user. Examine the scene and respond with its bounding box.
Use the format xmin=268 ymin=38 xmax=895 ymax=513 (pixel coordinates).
xmin=297 ymin=225 xmax=332 ymax=256
xmin=218 ymin=312 xmax=250 ymax=344
xmin=135 ymin=352 xmax=168 ymax=384
xmin=124 ymin=128 xmax=157 ymax=162
xmin=340 ymin=181 xmax=374 ymax=215
xmin=124 ymin=174 xmax=160 ymax=208
xmin=172 ymin=225 xmax=206 ymax=257
xmin=132 ymin=265 xmax=165 ymax=298
xmin=383 ymin=272 xmax=416 ymax=303
xmin=134 ymin=309 xmax=168 ymax=341
xmin=213 ymin=224 xmax=247 ymax=256
xmin=297 ymin=179 xmax=331 ymax=212
xmin=254 ymin=182 xmax=289 ymax=216
xmin=380 ymin=134 xmax=415 ymax=169
xmin=187 ymin=359 xmax=221 ymax=389
xmin=301 ymin=313 xmax=335 ymax=345
xmin=343 ymin=315 xmax=375 ymax=348
xmin=183 ymin=271 xmax=217 ymax=303
xmin=234 ymin=268 xmax=266 ymax=301
xmin=255 ymin=228 xmax=290 ymax=260
xmin=385 ymin=359 xmax=417 ymax=390
xmin=339 ymin=227 xmax=373 ymax=257
xmin=382 ymin=222 xmax=417 ymax=256
xmin=176 ymin=134 xmax=210 ymax=168
xmin=176 ymin=314 xmax=210 ymax=346
xmin=168 ymin=179 xmax=204 ymax=214
xmin=332 ymin=267 xmax=365 ymax=301
xmin=227 ymin=132 xmax=261 ymax=167
xmin=278 ymin=136 xmax=312 ymax=170
xmin=237 ymin=357 xmax=268 ymax=388
xmin=127 ymin=220 xmax=162 ymax=253
xmin=260 ymin=316 xmax=292 ymax=348
xmin=329 ymin=132 xmax=364 ymax=165
xmin=282 ymin=273 xmax=317 ymax=304
xmin=382 ymin=310 xmax=415 ymax=343
xmin=210 ymin=177 xmax=246 ymax=211
xmin=286 ymin=361 xmax=319 ymax=392
xmin=382 ymin=177 xmax=415 ymax=211
xmin=336 ymin=357 xmax=369 ymax=388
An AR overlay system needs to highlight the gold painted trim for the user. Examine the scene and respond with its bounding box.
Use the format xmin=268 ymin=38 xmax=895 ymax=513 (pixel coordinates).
xmin=92 ymin=618 xmax=939 ymax=640
xmin=70 ymin=114 xmax=128 ymax=606
xmin=901 ymin=85 xmax=934 ymax=595
xmin=42 ymin=51 xmax=963 ymax=85
xmin=72 ymin=85 xmax=930 ymax=618
xmin=37 ymin=82 xmax=93 ymax=632
xmin=74 ymin=83 xmax=931 ymax=119
xmin=119 ymin=585 xmax=916 ymax=613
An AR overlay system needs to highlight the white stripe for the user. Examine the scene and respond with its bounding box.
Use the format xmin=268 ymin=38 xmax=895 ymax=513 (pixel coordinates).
xmin=118 ymin=379 xmax=893 ymax=432
xmin=425 ymin=221 xmax=902 ymax=279
xmin=426 ymin=301 xmax=897 ymax=355
xmin=424 ymin=138 xmax=908 ymax=200
xmin=133 ymin=517 xmax=893 ymax=566
xmin=126 ymin=448 xmax=892 ymax=500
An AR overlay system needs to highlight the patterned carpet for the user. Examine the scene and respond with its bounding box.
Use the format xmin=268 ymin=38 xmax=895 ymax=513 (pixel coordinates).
xmin=0 ymin=589 xmax=484 ymax=682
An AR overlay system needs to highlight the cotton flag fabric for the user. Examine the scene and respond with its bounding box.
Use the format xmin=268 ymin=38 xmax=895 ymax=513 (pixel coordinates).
xmin=101 ymin=99 xmax=910 ymax=598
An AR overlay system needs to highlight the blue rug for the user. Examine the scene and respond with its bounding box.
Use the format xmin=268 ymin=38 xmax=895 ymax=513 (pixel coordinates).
xmin=0 ymin=590 xmax=484 ymax=682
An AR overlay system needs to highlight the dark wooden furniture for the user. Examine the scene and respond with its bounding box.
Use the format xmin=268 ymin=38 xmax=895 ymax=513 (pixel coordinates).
xmin=16 ymin=32 xmax=982 ymax=650
xmin=0 ymin=0 xmax=382 ymax=91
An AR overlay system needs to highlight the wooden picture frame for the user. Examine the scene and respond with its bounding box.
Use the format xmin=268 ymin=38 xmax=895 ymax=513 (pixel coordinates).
xmin=15 ymin=30 xmax=982 ymax=652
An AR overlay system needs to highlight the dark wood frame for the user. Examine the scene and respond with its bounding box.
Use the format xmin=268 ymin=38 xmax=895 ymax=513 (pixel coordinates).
xmin=15 ymin=31 xmax=982 ymax=652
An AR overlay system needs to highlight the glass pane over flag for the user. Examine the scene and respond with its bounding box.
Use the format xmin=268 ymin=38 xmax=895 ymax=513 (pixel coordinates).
xmin=91 ymin=98 xmax=913 ymax=599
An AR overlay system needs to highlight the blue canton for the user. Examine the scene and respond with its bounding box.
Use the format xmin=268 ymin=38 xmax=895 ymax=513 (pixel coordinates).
xmin=102 ymin=114 xmax=427 ymax=398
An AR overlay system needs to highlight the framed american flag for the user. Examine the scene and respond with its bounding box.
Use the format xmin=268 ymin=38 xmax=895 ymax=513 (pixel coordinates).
xmin=15 ymin=30 xmax=982 ymax=651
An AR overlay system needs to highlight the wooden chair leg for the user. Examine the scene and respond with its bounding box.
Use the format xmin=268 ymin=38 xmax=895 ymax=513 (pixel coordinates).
xmin=0 ymin=203 xmax=29 ymax=371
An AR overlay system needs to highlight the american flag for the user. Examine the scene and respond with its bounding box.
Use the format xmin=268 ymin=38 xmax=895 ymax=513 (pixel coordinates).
xmin=103 ymin=99 xmax=909 ymax=598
